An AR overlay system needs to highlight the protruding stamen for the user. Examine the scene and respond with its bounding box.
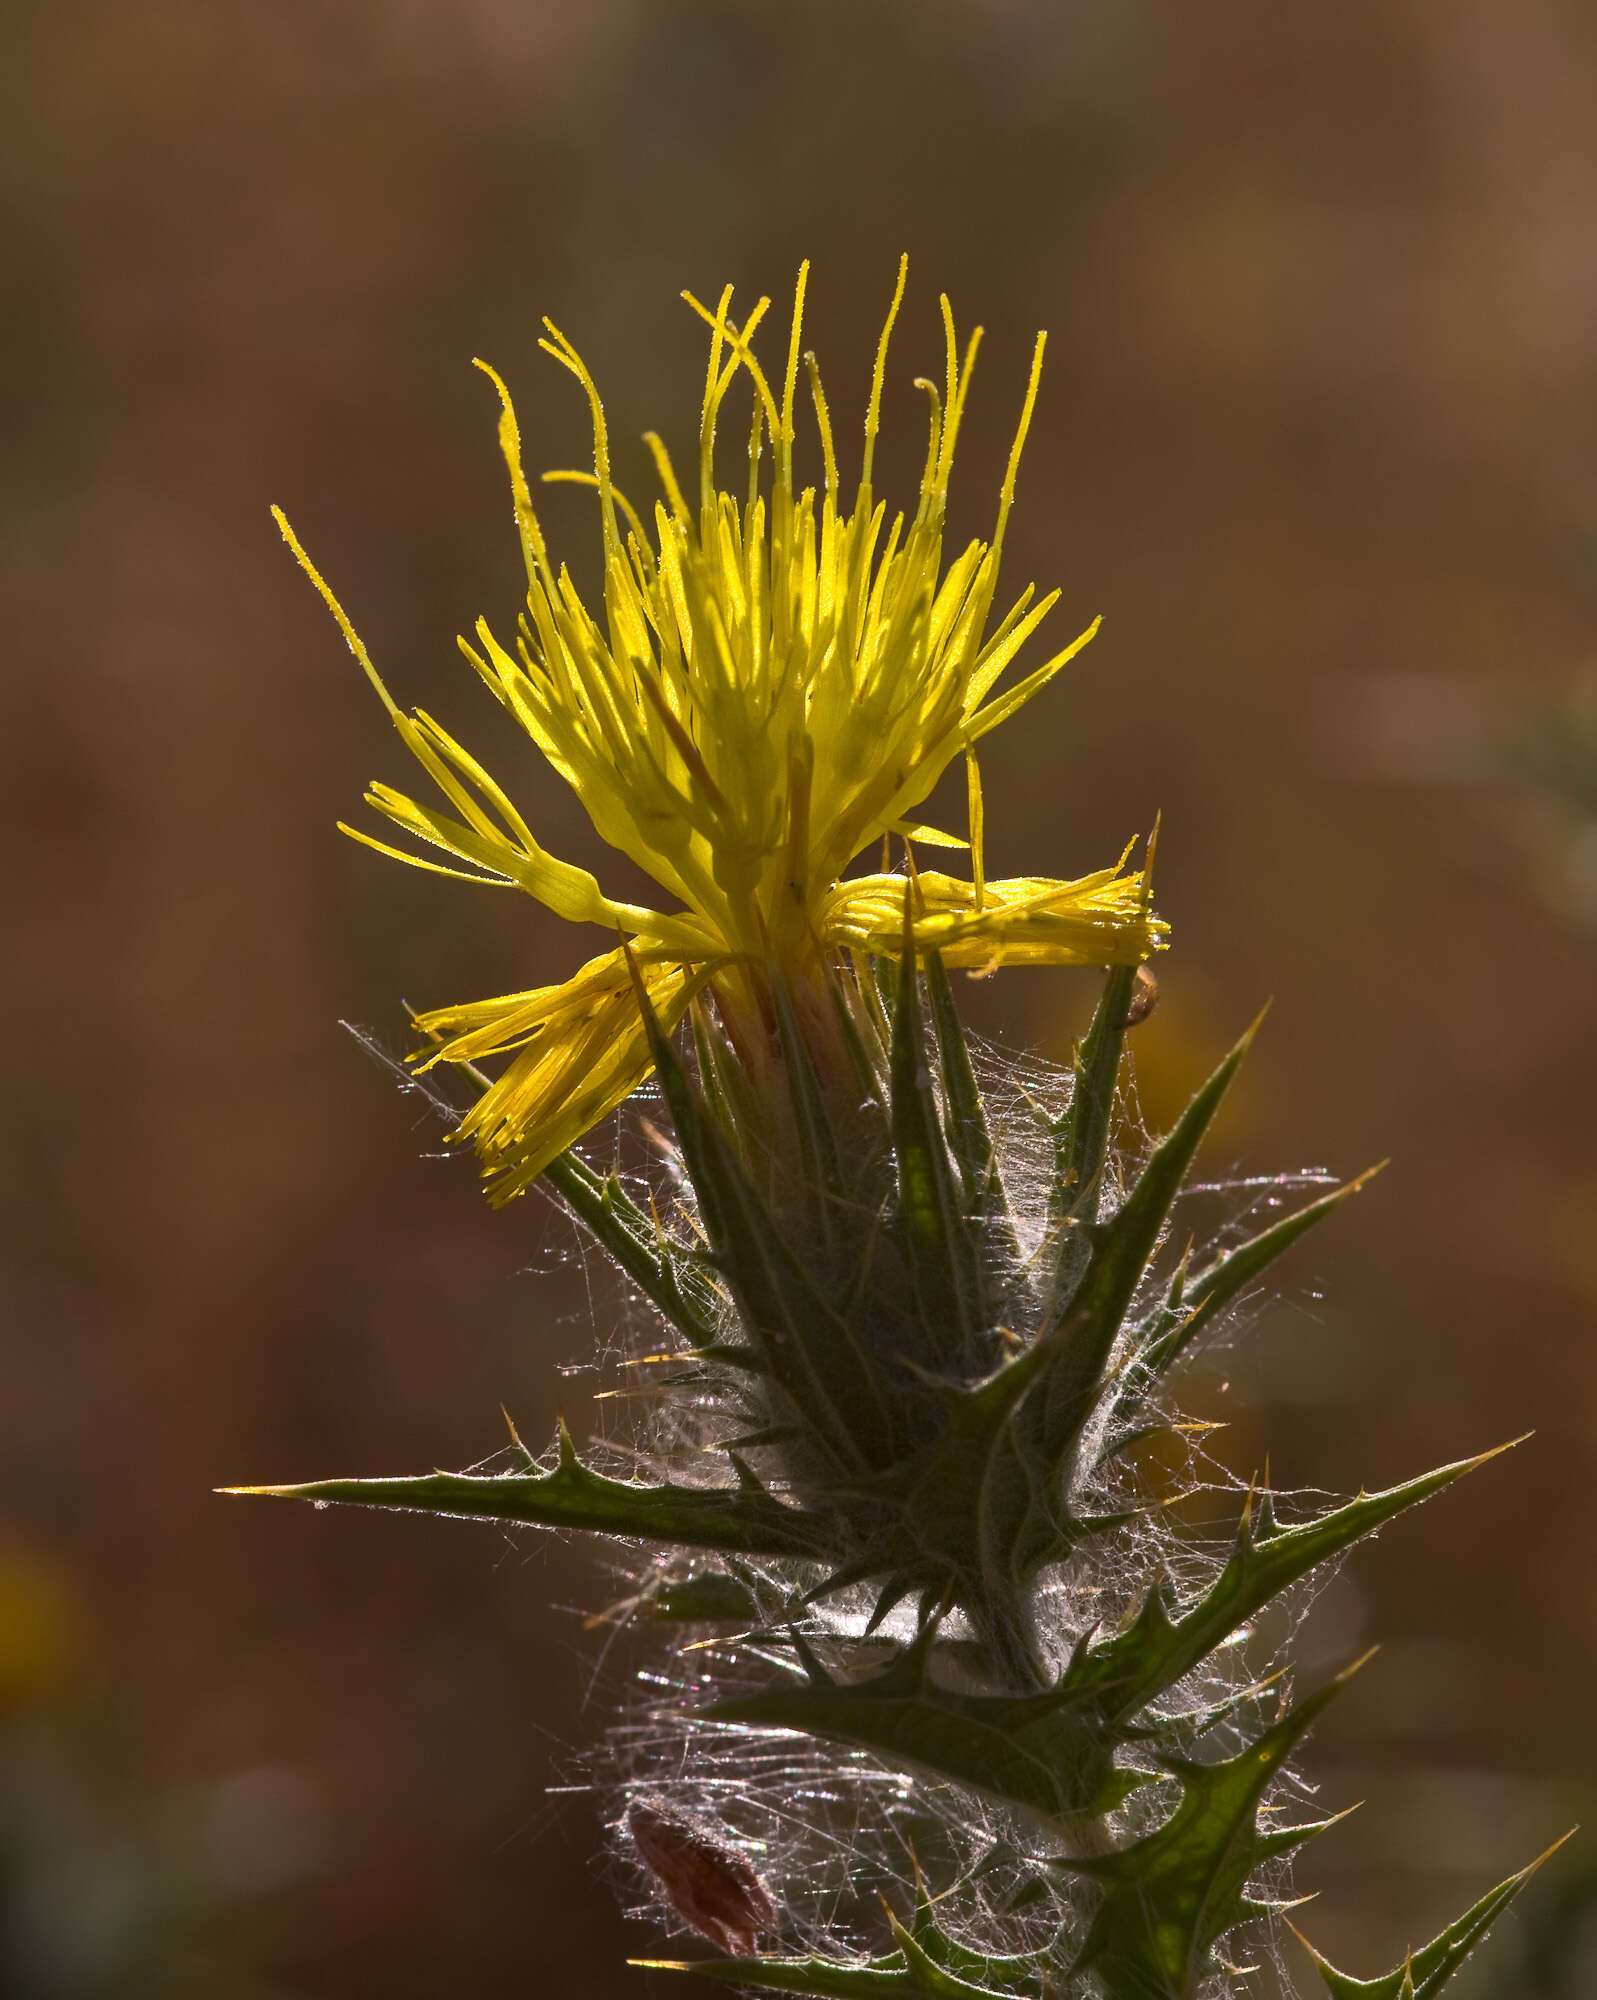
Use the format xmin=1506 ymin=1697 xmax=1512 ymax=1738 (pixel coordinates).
xmin=642 ymin=431 xmax=691 ymax=526
xmin=860 ymin=252 xmax=908 ymax=505
xmin=472 ymin=360 xmax=554 ymax=596
xmin=778 ymin=260 xmax=809 ymax=500
xmin=803 ymin=351 xmax=837 ymax=500
xmin=273 ymin=507 xmax=401 ymax=722
xmin=992 ymin=328 xmax=1047 ymax=559
xmin=538 ymin=321 xmax=623 ymax=565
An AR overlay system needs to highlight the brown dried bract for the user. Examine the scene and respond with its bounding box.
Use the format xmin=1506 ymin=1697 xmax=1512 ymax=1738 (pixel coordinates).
xmin=626 ymin=1798 xmax=778 ymax=1956
xmin=1127 ymin=963 xmax=1160 ymax=1026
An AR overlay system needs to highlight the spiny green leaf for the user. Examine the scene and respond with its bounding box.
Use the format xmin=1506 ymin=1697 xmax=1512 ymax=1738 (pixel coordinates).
xmin=901 ymin=1318 xmax=1078 ymax=1543
xmin=635 ymin=1949 xmax=1020 ymax=1998
xmin=224 ymin=1422 xmax=836 ymax=1558
xmin=1066 ymin=1663 xmax=1359 ymax=1999
xmin=636 ymin=973 xmax=898 ymax=1471
xmin=825 ymin=956 xmax=890 ymax=1115
xmin=1050 ymin=961 xmax=1140 ymax=1236
xmin=809 ymin=1318 xmax=1084 ymax=1668
xmin=901 ymin=1888 xmax=1059 ymax=1994
xmin=1108 ymin=1166 xmax=1383 ymax=1440
xmin=640 ymin=1902 xmax=1055 ymax=1999
xmin=1079 ymin=1442 xmax=1520 ymax=1721
xmin=890 ymin=923 xmax=982 ymax=1366
xmin=1034 ymin=1012 xmax=1263 ymax=1480
xmin=444 ymin=1037 xmax=715 ymax=1348
xmin=923 ymin=949 xmax=1017 ymax=1263
xmin=872 ymin=950 xmax=903 ymax=1022
xmin=690 ymin=999 xmax=762 ymax=1146
xmin=885 ymin=1912 xmax=1050 ymax=2000
xmin=705 ymin=1642 xmax=1140 ymax=1829
xmin=1296 ymin=1833 xmax=1575 ymax=1998
xmin=912 ymin=1321 xmax=1088 ymax=1669
xmin=771 ymin=972 xmax=846 ymax=1255
xmin=540 ymin=1148 xmax=718 ymax=1347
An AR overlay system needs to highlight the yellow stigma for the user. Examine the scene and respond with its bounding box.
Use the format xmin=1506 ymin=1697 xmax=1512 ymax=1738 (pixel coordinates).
xmin=276 ymin=259 xmax=1166 ymax=1201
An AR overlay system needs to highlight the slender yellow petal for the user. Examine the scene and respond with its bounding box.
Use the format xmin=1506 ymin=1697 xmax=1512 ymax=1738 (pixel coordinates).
xmin=888 ymin=819 xmax=969 ymax=850
xmin=822 ymin=864 xmax=1166 ymax=970
xmin=418 ymin=948 xmax=721 ymax=1204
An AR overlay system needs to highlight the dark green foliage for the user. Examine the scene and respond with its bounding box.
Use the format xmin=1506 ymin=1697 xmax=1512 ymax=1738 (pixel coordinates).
xmin=239 ymin=1418 xmax=831 ymax=1556
xmin=889 ymin=934 xmax=983 ymax=1368
xmin=706 ymin=1616 xmax=1142 ymax=1828
xmin=1067 ymin=1451 xmax=1516 ymax=1726
xmin=1102 ymin=1167 xmax=1382 ymax=1451
xmin=1031 ymin=1013 xmax=1261 ymax=1480
xmin=1297 ymin=1836 xmax=1572 ymax=1999
xmin=1051 ymin=963 xmax=1140 ymax=1233
xmin=243 ymin=957 xmax=1556 ymax=1998
xmin=542 ymin=1147 xmax=722 ymax=1347
xmin=1063 ymin=1669 xmax=1357 ymax=1999
xmin=638 ymin=976 xmax=901 ymax=1473
xmin=923 ymin=950 xmax=1014 ymax=1260
xmin=648 ymin=1879 xmax=1057 ymax=1998
xmin=649 ymin=1939 xmax=1022 ymax=1998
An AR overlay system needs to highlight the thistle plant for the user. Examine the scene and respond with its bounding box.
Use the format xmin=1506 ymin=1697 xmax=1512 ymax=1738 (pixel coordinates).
xmin=243 ymin=262 xmax=1564 ymax=1999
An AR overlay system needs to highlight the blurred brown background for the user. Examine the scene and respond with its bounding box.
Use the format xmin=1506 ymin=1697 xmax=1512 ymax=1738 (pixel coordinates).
xmin=4 ymin=0 xmax=1595 ymax=1993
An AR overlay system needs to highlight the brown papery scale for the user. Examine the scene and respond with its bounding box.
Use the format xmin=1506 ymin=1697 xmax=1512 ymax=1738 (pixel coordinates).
xmin=1127 ymin=963 xmax=1160 ymax=1025
xmin=627 ymin=1799 xmax=778 ymax=1956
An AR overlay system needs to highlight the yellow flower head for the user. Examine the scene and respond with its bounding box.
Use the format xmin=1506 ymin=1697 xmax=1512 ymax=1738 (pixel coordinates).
xmin=277 ymin=260 xmax=1166 ymax=1202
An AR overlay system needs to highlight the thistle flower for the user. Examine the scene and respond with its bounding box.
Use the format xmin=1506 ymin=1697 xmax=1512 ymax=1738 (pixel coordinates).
xmin=250 ymin=265 xmax=1559 ymax=2000
xmin=276 ymin=259 xmax=1164 ymax=1200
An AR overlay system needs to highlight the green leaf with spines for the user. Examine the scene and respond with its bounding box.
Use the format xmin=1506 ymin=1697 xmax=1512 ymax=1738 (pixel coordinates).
xmin=922 ymin=949 xmax=1018 ymax=1267
xmin=1033 ymin=1012 xmax=1262 ymax=1479
xmin=1063 ymin=1663 xmax=1359 ymax=2000
xmin=444 ymin=1050 xmax=718 ymax=1348
xmin=743 ymin=1452 xmax=1504 ymax=1839
xmin=540 ymin=1148 xmax=720 ymax=1347
xmin=224 ymin=1420 xmax=837 ymax=1558
xmin=825 ymin=955 xmax=890 ymax=1116
xmin=901 ymin=1316 xmax=1092 ymax=1678
xmin=638 ymin=1946 xmax=1020 ymax=1999
xmin=1050 ymin=961 xmax=1140 ymax=1238
xmin=1102 ymin=1166 xmax=1383 ymax=1449
xmin=642 ymin=1897 xmax=1058 ymax=1998
xmin=982 ymin=1017 xmax=1260 ymax=1583
xmin=889 ymin=922 xmax=983 ymax=1368
xmin=690 ymin=999 xmax=763 ymax=1150
xmin=770 ymin=971 xmax=847 ymax=1256
xmin=1296 ymin=1833 xmax=1573 ymax=1997
xmin=705 ymin=1621 xmax=1147 ymax=1829
xmin=297 ymin=934 xmax=1557 ymax=2000
xmin=900 ymin=1883 xmax=1062 ymax=1995
xmin=636 ymin=970 xmax=899 ymax=1472
xmin=1075 ymin=1442 xmax=1519 ymax=1723
xmin=789 ymin=1314 xmax=1087 ymax=1678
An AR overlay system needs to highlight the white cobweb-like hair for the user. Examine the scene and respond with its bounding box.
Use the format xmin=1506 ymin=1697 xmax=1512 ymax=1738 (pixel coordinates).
xmin=532 ymin=1033 xmax=1348 ymax=1984
xmin=345 ymin=1014 xmax=1351 ymax=1991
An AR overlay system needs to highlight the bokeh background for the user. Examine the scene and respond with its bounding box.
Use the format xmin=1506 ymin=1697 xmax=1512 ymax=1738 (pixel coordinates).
xmin=5 ymin=0 xmax=1596 ymax=1992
